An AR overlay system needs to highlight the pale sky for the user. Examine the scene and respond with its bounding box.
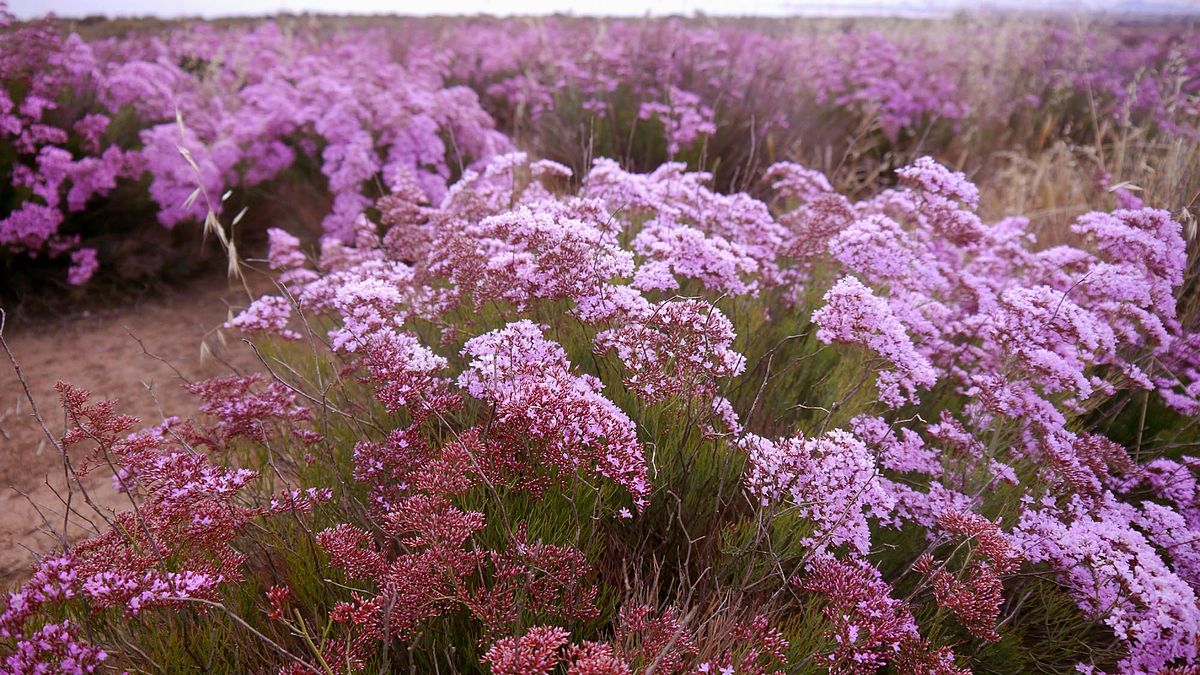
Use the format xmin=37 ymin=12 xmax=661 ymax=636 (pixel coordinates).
xmin=9 ymin=0 xmax=1200 ymax=19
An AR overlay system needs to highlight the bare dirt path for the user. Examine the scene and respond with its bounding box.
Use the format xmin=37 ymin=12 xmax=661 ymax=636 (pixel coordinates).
xmin=0 ymin=276 xmax=269 ymax=582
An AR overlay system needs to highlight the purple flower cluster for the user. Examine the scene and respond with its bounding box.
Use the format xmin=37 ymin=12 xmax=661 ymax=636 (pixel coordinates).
xmin=812 ymin=276 xmax=938 ymax=408
xmin=2 ymin=17 xmax=506 ymax=282
xmin=5 ymin=15 xmax=1196 ymax=285
xmin=741 ymin=430 xmax=895 ymax=554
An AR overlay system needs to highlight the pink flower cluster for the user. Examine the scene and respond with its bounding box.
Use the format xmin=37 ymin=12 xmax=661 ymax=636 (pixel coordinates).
xmin=460 ymin=320 xmax=649 ymax=509
xmin=637 ymin=86 xmax=717 ymax=155
xmin=1014 ymin=493 xmax=1200 ymax=673
xmin=3 ymin=621 xmax=106 ymax=674
xmin=594 ymin=299 xmax=745 ymax=405
xmin=741 ymin=430 xmax=894 ymax=554
xmin=812 ymin=276 xmax=938 ymax=408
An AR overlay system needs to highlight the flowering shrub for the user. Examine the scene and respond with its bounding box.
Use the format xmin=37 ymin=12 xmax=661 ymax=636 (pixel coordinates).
xmin=3 ymin=5 xmax=1200 ymax=673
xmin=1 ymin=12 xmax=506 ymax=285
xmin=3 ymin=149 xmax=1195 ymax=673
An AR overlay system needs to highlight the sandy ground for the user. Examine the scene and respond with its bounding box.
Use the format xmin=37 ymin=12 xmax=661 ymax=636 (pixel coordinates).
xmin=0 ymin=276 xmax=270 ymax=583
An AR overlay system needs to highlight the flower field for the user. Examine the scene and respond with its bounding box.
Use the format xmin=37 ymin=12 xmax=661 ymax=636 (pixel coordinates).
xmin=2 ymin=5 xmax=1200 ymax=674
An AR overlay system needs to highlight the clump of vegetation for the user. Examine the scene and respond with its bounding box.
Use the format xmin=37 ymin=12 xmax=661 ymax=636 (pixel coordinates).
xmin=2 ymin=6 xmax=1199 ymax=674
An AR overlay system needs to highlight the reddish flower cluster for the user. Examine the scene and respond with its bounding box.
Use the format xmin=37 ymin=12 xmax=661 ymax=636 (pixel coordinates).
xmin=797 ymin=556 xmax=966 ymax=674
xmin=483 ymin=626 xmax=637 ymax=675
xmin=699 ymin=614 xmax=790 ymax=675
xmin=614 ymin=605 xmax=697 ymax=673
xmin=185 ymin=374 xmax=311 ymax=446
xmin=483 ymin=626 xmax=572 ymax=675
xmin=915 ymin=555 xmax=1006 ymax=642
xmin=316 ymin=512 xmax=601 ymax=667
xmin=1 ymin=383 xmax=277 ymax=665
